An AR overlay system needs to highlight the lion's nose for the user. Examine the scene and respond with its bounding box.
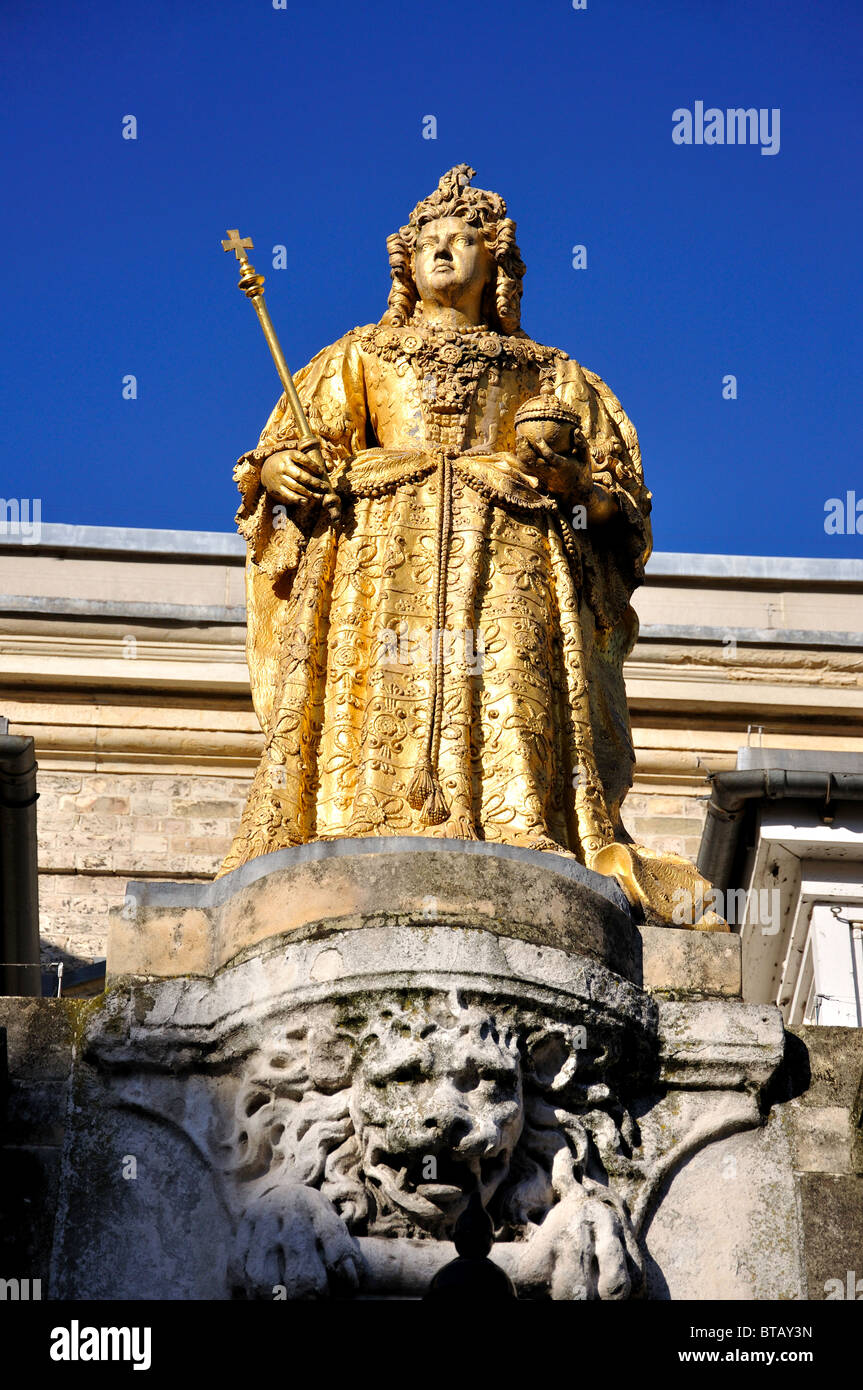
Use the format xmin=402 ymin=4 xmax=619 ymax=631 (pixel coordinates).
xmin=423 ymin=1111 xmax=472 ymax=1148
xmin=421 ymin=1102 xmax=499 ymax=1158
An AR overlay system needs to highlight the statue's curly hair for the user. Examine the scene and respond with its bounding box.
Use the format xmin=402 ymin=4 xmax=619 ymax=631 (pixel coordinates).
xmin=381 ymin=164 xmax=526 ymax=334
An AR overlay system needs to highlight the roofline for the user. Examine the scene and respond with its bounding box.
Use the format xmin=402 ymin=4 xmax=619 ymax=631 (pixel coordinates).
xmin=0 ymin=523 xmax=246 ymax=560
xmin=646 ymin=551 xmax=863 ymax=584
xmin=2 ymin=524 xmax=862 ymax=583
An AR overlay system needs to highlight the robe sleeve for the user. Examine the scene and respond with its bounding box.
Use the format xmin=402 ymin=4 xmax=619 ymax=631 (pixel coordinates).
xmin=233 ymin=329 xmax=369 ymax=581
xmin=553 ymin=357 xmax=653 ymax=632
xmin=235 ymin=330 xmax=369 ymax=732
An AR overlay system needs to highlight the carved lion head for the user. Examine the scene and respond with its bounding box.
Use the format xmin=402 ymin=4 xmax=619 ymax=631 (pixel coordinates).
xmin=223 ymin=988 xmax=638 ymax=1240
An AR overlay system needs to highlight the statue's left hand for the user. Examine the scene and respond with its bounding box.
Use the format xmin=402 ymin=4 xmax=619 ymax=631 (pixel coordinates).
xmin=515 ymin=433 xmax=593 ymax=503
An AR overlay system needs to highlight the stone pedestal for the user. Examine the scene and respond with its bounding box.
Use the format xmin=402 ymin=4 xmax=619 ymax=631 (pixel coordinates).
xmin=4 ymin=840 xmax=859 ymax=1299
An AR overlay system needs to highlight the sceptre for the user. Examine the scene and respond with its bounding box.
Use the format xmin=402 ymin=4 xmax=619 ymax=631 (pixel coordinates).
xmin=221 ymin=229 xmax=340 ymax=521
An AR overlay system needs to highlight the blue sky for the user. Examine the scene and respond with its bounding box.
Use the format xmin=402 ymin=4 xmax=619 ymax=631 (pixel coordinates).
xmin=3 ymin=0 xmax=861 ymax=557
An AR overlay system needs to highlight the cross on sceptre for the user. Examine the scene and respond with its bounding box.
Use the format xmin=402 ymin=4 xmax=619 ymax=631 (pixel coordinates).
xmin=221 ymin=229 xmax=254 ymax=262
xmin=220 ymin=228 xmax=340 ymax=521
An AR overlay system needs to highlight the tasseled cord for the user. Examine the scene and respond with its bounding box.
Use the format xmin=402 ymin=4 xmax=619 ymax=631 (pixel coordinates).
xmin=406 ymin=758 xmax=451 ymax=825
xmin=407 ymin=450 xmax=453 ymax=825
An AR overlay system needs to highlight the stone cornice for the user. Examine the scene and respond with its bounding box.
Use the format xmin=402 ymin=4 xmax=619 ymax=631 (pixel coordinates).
xmin=3 ymin=524 xmax=862 ymax=584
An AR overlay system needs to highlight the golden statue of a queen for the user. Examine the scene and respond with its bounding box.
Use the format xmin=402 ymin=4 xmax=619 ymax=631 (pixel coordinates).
xmin=220 ymin=165 xmax=718 ymax=928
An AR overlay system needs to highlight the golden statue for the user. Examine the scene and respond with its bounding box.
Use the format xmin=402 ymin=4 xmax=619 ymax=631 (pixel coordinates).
xmin=219 ymin=166 xmax=721 ymax=929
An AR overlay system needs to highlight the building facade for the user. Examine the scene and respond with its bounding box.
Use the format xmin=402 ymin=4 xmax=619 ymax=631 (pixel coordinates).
xmin=1 ymin=524 xmax=861 ymax=998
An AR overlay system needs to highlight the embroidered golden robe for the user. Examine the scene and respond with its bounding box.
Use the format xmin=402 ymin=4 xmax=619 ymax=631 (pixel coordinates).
xmin=219 ymin=321 xmax=715 ymax=926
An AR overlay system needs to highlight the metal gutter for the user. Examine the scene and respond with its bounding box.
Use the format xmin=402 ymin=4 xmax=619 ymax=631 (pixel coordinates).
xmin=697 ymin=766 xmax=863 ymax=891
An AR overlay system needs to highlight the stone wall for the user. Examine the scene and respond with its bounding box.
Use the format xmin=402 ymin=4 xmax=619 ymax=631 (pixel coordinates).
xmin=619 ymin=790 xmax=709 ymax=864
xmin=34 ymin=771 xmax=710 ymax=969
xmin=37 ymin=772 xmax=252 ymax=968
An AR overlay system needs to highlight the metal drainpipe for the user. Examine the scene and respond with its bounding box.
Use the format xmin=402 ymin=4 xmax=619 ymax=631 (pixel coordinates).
xmin=697 ymin=768 xmax=863 ymax=892
xmin=0 ymin=735 xmax=41 ymax=996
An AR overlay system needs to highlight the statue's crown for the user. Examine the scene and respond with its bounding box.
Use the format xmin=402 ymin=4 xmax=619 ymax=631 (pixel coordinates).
xmin=406 ymin=164 xmax=508 ymax=235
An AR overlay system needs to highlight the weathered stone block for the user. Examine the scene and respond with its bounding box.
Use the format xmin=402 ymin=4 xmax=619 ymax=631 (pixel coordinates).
xmin=0 ymin=998 xmax=74 ymax=1081
xmin=798 ymin=1174 xmax=863 ymax=1299
xmin=640 ymin=924 xmax=741 ymax=997
xmin=108 ymin=838 xmax=640 ymax=983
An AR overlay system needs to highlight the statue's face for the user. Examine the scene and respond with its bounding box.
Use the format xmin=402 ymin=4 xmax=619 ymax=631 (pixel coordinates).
xmin=412 ymin=215 xmax=495 ymax=312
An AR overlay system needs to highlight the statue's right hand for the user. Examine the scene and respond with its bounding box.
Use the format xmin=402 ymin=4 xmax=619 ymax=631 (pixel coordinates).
xmin=260 ymin=449 xmax=330 ymax=506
